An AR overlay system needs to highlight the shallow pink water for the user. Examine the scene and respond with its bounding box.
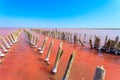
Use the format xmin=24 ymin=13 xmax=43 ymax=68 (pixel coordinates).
xmin=0 ymin=28 xmax=120 ymax=80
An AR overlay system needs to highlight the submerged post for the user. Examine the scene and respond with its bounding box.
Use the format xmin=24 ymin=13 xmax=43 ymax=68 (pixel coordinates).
xmin=94 ymin=65 xmax=106 ymax=80
xmin=39 ymin=37 xmax=48 ymax=54
xmin=0 ymin=36 xmax=10 ymax=49
xmin=8 ymin=35 xmax=14 ymax=44
xmin=45 ymin=40 xmax=54 ymax=62
xmin=62 ymin=52 xmax=75 ymax=80
xmin=84 ymin=34 xmax=86 ymax=43
xmin=94 ymin=36 xmax=101 ymax=49
xmin=52 ymin=42 xmax=63 ymax=74
xmin=6 ymin=36 xmax=13 ymax=46
xmin=0 ymin=50 xmax=5 ymax=57
xmin=89 ymin=35 xmax=93 ymax=49
xmin=34 ymin=36 xmax=38 ymax=48
xmin=74 ymin=33 xmax=78 ymax=44
xmin=0 ymin=44 xmax=8 ymax=53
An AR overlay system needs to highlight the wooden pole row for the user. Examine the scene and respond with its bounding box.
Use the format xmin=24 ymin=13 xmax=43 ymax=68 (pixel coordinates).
xmin=33 ymin=29 xmax=120 ymax=54
xmin=0 ymin=29 xmax=23 ymax=63
xmin=0 ymin=36 xmax=10 ymax=49
xmin=101 ymin=36 xmax=120 ymax=54
xmin=25 ymin=29 xmax=38 ymax=48
xmin=27 ymin=29 xmax=107 ymax=80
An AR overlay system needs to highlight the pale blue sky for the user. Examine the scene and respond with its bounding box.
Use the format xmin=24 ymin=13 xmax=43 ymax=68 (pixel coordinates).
xmin=0 ymin=0 xmax=120 ymax=28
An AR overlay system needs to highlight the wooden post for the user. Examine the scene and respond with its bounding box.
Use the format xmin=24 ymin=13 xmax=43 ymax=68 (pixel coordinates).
xmin=26 ymin=31 xmax=31 ymax=43
xmin=114 ymin=36 xmax=119 ymax=47
xmin=0 ymin=44 xmax=8 ymax=53
xmin=52 ymin=42 xmax=63 ymax=74
xmin=89 ymin=35 xmax=93 ymax=49
xmin=45 ymin=40 xmax=54 ymax=62
xmin=103 ymin=35 xmax=108 ymax=48
xmin=0 ymin=50 xmax=5 ymax=57
xmin=31 ymin=35 xmax=35 ymax=46
xmin=29 ymin=32 xmax=32 ymax=43
xmin=84 ymin=34 xmax=86 ymax=43
xmin=11 ymin=33 xmax=16 ymax=43
xmin=74 ymin=33 xmax=78 ymax=44
xmin=115 ymin=41 xmax=120 ymax=54
xmin=39 ymin=37 xmax=48 ymax=54
xmin=0 ymin=36 xmax=10 ymax=49
xmin=13 ymin=32 xmax=18 ymax=42
xmin=33 ymin=35 xmax=36 ymax=46
xmin=115 ymin=36 xmax=119 ymax=43
xmin=62 ymin=32 xmax=65 ymax=40
xmin=8 ymin=35 xmax=14 ymax=44
xmin=79 ymin=38 xmax=85 ymax=47
xmin=30 ymin=34 xmax=34 ymax=45
xmin=94 ymin=36 xmax=101 ymax=49
xmin=34 ymin=36 xmax=38 ymax=48
xmin=94 ymin=66 xmax=106 ymax=80
xmin=62 ymin=52 xmax=75 ymax=80
xmin=12 ymin=32 xmax=17 ymax=43
xmin=105 ymin=39 xmax=111 ymax=52
xmin=6 ymin=36 xmax=13 ymax=46
xmin=70 ymin=33 xmax=72 ymax=43
xmin=78 ymin=34 xmax=84 ymax=47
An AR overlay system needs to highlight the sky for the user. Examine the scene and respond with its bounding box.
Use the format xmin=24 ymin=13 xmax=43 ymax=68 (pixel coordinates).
xmin=0 ymin=0 xmax=120 ymax=28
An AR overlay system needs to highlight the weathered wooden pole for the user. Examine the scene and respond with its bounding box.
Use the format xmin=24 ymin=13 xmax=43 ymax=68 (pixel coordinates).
xmin=103 ymin=35 xmax=108 ymax=48
xmin=114 ymin=41 xmax=120 ymax=54
xmin=70 ymin=33 xmax=72 ymax=43
xmin=94 ymin=65 xmax=106 ymax=80
xmin=31 ymin=35 xmax=35 ymax=46
xmin=114 ymin=36 xmax=119 ymax=47
xmin=6 ymin=36 xmax=13 ymax=46
xmin=12 ymin=32 xmax=17 ymax=43
xmin=0 ymin=36 xmax=10 ymax=49
xmin=30 ymin=34 xmax=34 ymax=45
xmin=34 ymin=36 xmax=38 ymax=48
xmin=61 ymin=32 xmax=65 ymax=40
xmin=79 ymin=38 xmax=85 ymax=47
xmin=67 ymin=33 xmax=70 ymax=42
xmin=89 ymin=35 xmax=93 ymax=49
xmin=26 ymin=31 xmax=32 ymax=43
xmin=84 ymin=34 xmax=86 ymax=43
xmin=62 ymin=52 xmax=75 ymax=80
xmin=11 ymin=33 xmax=16 ymax=43
xmin=29 ymin=32 xmax=32 ymax=43
xmin=105 ymin=39 xmax=111 ymax=52
xmin=33 ymin=35 xmax=36 ymax=46
xmin=45 ymin=40 xmax=54 ymax=62
xmin=78 ymin=33 xmax=84 ymax=47
xmin=0 ymin=44 xmax=8 ymax=53
xmin=39 ymin=37 xmax=48 ymax=54
xmin=94 ymin=36 xmax=101 ymax=49
xmin=52 ymin=42 xmax=63 ymax=74
xmin=74 ymin=33 xmax=78 ymax=44
xmin=8 ymin=35 xmax=14 ymax=44
xmin=0 ymin=50 xmax=5 ymax=57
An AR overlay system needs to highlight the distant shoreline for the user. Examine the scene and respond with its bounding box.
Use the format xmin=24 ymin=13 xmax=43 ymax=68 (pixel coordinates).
xmin=36 ymin=28 xmax=120 ymax=30
xmin=0 ymin=27 xmax=120 ymax=30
